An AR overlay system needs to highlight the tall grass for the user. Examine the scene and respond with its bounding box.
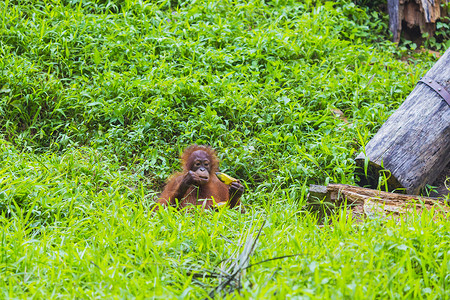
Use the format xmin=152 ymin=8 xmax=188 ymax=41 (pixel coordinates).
xmin=0 ymin=0 xmax=448 ymax=298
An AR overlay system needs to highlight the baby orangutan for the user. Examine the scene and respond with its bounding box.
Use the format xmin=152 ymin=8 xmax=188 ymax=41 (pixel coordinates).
xmin=157 ymin=145 xmax=244 ymax=210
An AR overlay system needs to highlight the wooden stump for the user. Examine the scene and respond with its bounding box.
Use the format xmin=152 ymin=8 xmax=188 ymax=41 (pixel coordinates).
xmin=387 ymin=0 xmax=448 ymax=43
xmin=355 ymin=48 xmax=450 ymax=195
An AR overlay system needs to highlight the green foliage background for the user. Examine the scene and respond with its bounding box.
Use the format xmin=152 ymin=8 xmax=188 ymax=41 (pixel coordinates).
xmin=0 ymin=0 xmax=449 ymax=298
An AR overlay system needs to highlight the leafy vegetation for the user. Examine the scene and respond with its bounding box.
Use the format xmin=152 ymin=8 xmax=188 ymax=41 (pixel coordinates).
xmin=428 ymin=1 xmax=450 ymax=50
xmin=0 ymin=0 xmax=448 ymax=298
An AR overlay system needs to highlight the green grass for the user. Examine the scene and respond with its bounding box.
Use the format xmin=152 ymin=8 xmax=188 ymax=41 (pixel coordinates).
xmin=1 ymin=0 xmax=449 ymax=298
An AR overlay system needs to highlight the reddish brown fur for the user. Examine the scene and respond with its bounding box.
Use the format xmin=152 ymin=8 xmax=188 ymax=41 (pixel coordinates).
xmin=157 ymin=145 xmax=241 ymax=210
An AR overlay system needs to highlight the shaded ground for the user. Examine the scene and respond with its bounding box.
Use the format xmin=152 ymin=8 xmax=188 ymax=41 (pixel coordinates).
xmin=431 ymin=162 xmax=450 ymax=197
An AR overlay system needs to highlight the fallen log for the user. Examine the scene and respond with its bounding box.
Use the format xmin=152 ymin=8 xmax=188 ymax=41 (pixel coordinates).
xmin=307 ymin=184 xmax=449 ymax=221
xmin=355 ymin=48 xmax=450 ymax=195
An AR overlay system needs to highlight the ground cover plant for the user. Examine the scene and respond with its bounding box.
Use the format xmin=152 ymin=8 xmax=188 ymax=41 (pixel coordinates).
xmin=1 ymin=0 xmax=449 ymax=298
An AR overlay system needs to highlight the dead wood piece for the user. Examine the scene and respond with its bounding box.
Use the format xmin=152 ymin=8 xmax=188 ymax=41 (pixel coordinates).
xmin=307 ymin=184 xmax=449 ymax=221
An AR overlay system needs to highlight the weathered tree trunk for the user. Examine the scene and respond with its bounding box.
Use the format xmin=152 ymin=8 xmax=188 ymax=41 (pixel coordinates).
xmin=355 ymin=48 xmax=450 ymax=195
xmin=307 ymin=184 xmax=449 ymax=221
xmin=387 ymin=0 xmax=448 ymax=43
